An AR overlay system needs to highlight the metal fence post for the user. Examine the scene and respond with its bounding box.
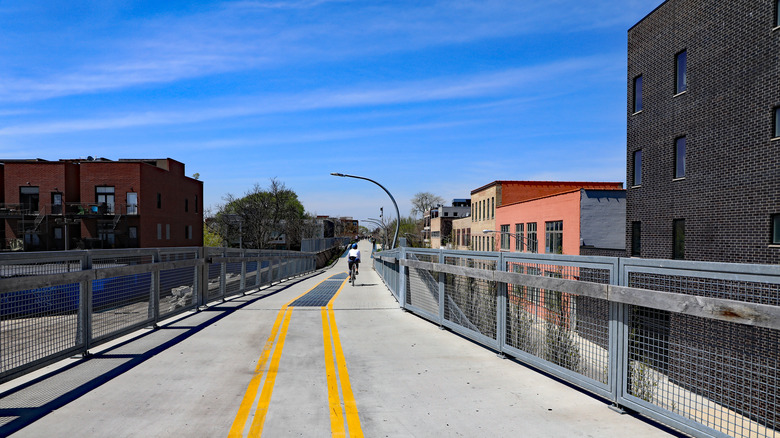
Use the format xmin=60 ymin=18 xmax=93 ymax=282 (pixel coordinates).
xmin=220 ymin=248 xmax=227 ymax=302
xmin=438 ymin=249 xmax=445 ymax=326
xmin=77 ymin=253 xmax=93 ymax=356
xmin=496 ymin=251 xmax=507 ymax=356
xmin=609 ymin=256 xmax=627 ymax=408
xmin=240 ymin=249 xmax=247 ymax=294
xmin=399 ymin=247 xmax=407 ymax=309
xmin=150 ymin=250 xmax=161 ymax=327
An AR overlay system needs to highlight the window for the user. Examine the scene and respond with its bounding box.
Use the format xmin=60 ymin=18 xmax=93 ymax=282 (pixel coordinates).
xmin=491 ymin=197 xmax=495 ymax=219
xmin=772 ymin=214 xmax=780 ymax=244
xmin=675 ymin=50 xmax=687 ymax=94
xmin=527 ymin=222 xmax=538 ymax=253
xmin=185 ymin=199 xmax=189 ymax=212
xmin=633 ymin=75 xmax=643 ymax=113
xmin=129 ymin=227 xmax=137 ymax=240
xmin=127 ymin=192 xmax=138 ymax=215
xmin=157 ymin=224 xmax=162 ymax=240
xmin=673 ymin=219 xmax=685 ymax=259
xmin=776 ymin=0 xmax=780 ymax=28
xmin=185 ymin=225 xmax=193 ymax=240
xmin=545 ymin=221 xmax=563 ymax=254
xmin=774 ymin=107 xmax=779 ymax=138
xmin=20 ymin=186 xmax=39 ymax=212
xmin=96 ymin=186 xmax=115 ymax=213
xmin=500 ymin=224 xmax=510 ymax=250
xmin=633 ymin=150 xmax=642 ymax=186
xmin=515 ymin=223 xmax=524 ymax=252
xmin=166 ymin=224 xmax=170 ymax=240
xmin=631 ymin=222 xmax=641 ymax=257
xmin=157 ymin=193 xmax=162 ymax=209
xmin=674 ymin=136 xmax=686 ymax=178
xmin=54 ymin=227 xmax=63 ymax=240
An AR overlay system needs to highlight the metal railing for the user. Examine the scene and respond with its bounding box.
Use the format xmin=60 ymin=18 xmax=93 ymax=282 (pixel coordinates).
xmin=0 ymin=247 xmax=315 ymax=383
xmin=300 ymin=237 xmax=351 ymax=253
xmin=373 ymin=248 xmax=780 ymax=438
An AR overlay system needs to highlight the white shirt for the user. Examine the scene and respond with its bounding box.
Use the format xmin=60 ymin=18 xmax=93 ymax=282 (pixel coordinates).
xmin=348 ymin=248 xmax=361 ymax=261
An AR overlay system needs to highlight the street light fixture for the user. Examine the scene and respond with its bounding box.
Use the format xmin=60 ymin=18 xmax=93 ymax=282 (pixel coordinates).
xmin=483 ymin=229 xmax=528 ymax=252
xmin=331 ymin=172 xmax=400 ymax=249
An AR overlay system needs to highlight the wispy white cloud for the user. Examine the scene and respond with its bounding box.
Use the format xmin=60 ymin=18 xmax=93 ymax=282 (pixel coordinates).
xmin=0 ymin=54 xmax=614 ymax=136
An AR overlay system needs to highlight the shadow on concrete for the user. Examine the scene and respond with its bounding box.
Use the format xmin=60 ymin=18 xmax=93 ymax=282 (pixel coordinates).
xmin=0 ymin=272 xmax=324 ymax=437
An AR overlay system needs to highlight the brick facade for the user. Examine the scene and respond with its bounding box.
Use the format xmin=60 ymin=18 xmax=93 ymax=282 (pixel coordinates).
xmin=627 ymin=0 xmax=780 ymax=264
xmin=0 ymin=158 xmax=202 ymax=250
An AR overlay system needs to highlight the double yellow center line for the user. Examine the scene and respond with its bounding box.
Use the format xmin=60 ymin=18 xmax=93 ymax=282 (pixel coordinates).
xmin=228 ymin=274 xmax=363 ymax=437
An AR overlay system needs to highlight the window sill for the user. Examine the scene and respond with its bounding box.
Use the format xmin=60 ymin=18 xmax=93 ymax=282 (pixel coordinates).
xmin=672 ymin=177 xmax=686 ymax=182
xmin=771 ymin=136 xmax=780 ymax=141
xmin=632 ymin=110 xmax=643 ymax=116
xmin=773 ymin=25 xmax=780 ymax=32
xmin=673 ymin=90 xmax=687 ymax=98
xmin=769 ymin=244 xmax=780 ymax=249
xmin=631 ymin=185 xmax=642 ymax=189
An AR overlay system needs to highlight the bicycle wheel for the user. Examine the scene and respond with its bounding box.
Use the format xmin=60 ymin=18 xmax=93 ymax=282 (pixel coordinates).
xmin=350 ymin=264 xmax=356 ymax=286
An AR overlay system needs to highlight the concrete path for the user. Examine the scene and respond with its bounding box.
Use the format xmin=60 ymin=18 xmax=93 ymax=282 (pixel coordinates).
xmin=1 ymin=241 xmax=681 ymax=437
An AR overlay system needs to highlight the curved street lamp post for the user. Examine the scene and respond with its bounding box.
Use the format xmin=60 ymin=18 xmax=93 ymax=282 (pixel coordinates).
xmin=331 ymin=173 xmax=400 ymax=250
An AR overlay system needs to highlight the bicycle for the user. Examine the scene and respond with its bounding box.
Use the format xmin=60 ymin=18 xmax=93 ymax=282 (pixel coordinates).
xmin=348 ymin=256 xmax=357 ymax=286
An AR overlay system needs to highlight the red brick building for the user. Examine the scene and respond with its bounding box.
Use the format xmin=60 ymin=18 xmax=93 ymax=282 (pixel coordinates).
xmin=0 ymin=157 xmax=203 ymax=251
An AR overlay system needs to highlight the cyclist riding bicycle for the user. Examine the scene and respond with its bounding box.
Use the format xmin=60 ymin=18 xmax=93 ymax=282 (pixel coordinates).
xmin=347 ymin=243 xmax=361 ymax=276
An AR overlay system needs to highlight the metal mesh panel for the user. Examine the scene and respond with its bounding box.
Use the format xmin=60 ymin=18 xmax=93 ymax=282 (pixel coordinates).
xmin=206 ymin=263 xmax=222 ymax=300
xmin=225 ymin=262 xmax=243 ymax=295
xmin=1 ymin=283 xmax=81 ymax=375
xmin=628 ymin=271 xmax=780 ymax=438
xmin=246 ymin=261 xmax=258 ymax=289
xmin=628 ymin=307 xmax=779 ymax=438
xmin=405 ymin=253 xmax=438 ymax=316
xmin=0 ymin=257 xmax=83 ymax=278
xmin=91 ymin=273 xmax=152 ymax=340
xmin=92 ymin=254 xmax=153 ymax=269
xmin=159 ymin=250 xmax=198 ymax=262
xmin=159 ymin=267 xmax=196 ymax=318
xmin=258 ymin=260 xmax=270 ymax=286
xmin=443 ymin=256 xmax=497 ymax=340
xmin=503 ymin=261 xmax=607 ymax=380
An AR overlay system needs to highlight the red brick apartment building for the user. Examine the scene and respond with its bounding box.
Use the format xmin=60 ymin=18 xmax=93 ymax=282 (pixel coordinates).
xmin=0 ymin=157 xmax=203 ymax=251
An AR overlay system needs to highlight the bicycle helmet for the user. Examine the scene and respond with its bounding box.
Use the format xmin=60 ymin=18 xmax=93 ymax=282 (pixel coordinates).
xmin=352 ymin=243 xmax=358 ymax=249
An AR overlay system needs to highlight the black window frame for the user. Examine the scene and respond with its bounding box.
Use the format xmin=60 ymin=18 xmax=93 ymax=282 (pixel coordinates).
xmin=633 ymin=150 xmax=642 ymax=186
xmin=544 ymin=220 xmax=563 ymax=255
xmin=633 ymin=74 xmax=643 ymax=113
xmin=675 ymin=50 xmax=687 ymax=94
xmin=157 ymin=193 xmax=162 ymax=209
xmin=773 ymin=106 xmax=780 ymax=138
xmin=775 ymin=0 xmax=780 ymax=28
xmin=772 ymin=214 xmax=780 ymax=245
xmin=632 ymin=221 xmax=641 ymax=257
xmin=526 ymin=222 xmax=538 ymax=253
xmin=674 ymin=136 xmax=686 ymax=179
xmin=673 ymin=219 xmax=685 ymax=260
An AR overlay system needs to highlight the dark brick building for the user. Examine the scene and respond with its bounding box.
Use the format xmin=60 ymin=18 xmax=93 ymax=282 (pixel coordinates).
xmin=627 ymin=0 xmax=780 ymax=264
xmin=626 ymin=0 xmax=780 ymax=430
xmin=0 ymin=157 xmax=203 ymax=251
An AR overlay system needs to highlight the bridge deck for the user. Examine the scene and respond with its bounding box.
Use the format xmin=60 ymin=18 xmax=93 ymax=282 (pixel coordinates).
xmin=0 ymin=241 xmax=678 ymax=437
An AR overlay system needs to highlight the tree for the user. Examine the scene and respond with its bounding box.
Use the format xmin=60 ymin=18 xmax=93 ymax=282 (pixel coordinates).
xmin=410 ymin=192 xmax=444 ymax=218
xmin=212 ymin=178 xmax=307 ymax=250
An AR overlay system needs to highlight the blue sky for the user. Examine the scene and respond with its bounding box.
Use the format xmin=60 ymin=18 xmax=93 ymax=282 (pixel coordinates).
xmin=0 ymin=0 xmax=662 ymax=222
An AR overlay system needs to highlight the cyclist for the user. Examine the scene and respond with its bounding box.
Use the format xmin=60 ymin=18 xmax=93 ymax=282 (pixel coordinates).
xmin=347 ymin=243 xmax=361 ymax=277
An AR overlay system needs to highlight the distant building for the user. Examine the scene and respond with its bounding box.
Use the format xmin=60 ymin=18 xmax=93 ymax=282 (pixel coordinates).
xmin=469 ymin=181 xmax=624 ymax=252
xmin=495 ymin=188 xmax=626 ymax=256
xmin=424 ymin=199 xmax=471 ymax=248
xmin=0 ymin=157 xmax=203 ymax=250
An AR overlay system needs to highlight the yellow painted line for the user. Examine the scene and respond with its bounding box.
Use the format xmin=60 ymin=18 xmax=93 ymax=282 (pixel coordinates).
xmin=228 ymin=275 xmax=333 ymax=438
xmin=247 ymin=306 xmax=293 ymax=436
xmin=325 ymin=279 xmax=364 ymax=438
xmin=322 ymin=307 xmax=346 ymax=437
